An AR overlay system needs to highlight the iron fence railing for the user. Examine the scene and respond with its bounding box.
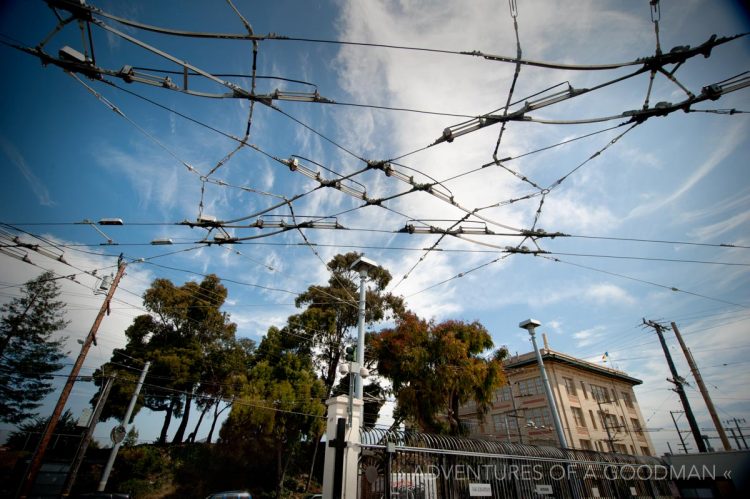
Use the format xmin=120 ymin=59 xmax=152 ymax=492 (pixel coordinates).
xmin=359 ymin=429 xmax=673 ymax=498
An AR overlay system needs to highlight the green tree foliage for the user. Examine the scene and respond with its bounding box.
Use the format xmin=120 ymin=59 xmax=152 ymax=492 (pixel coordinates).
xmin=0 ymin=271 xmax=69 ymax=424
xmin=373 ymin=312 xmax=508 ymax=434
xmin=219 ymin=326 xmax=326 ymax=497
xmin=92 ymin=275 xmax=246 ymax=445
xmin=290 ymin=252 xmax=404 ymax=398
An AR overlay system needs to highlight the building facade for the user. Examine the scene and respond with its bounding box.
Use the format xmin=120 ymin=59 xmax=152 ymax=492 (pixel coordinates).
xmin=459 ymin=345 xmax=656 ymax=456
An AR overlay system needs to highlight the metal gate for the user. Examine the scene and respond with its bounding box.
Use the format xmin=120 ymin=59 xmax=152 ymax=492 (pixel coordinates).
xmin=359 ymin=429 xmax=674 ymax=498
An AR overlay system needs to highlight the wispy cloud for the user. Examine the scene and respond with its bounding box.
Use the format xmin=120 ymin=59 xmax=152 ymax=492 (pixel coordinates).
xmin=584 ymin=283 xmax=636 ymax=306
xmin=0 ymin=135 xmax=54 ymax=206
xmin=627 ymin=122 xmax=746 ymax=219
xmin=572 ymin=325 xmax=606 ymax=347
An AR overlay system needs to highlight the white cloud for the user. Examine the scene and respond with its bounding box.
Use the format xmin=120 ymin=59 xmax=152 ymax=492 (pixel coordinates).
xmin=627 ymin=122 xmax=747 ymax=219
xmin=585 ymin=283 xmax=636 ymax=306
xmin=572 ymin=325 xmax=606 ymax=347
xmin=0 ymin=135 xmax=54 ymax=207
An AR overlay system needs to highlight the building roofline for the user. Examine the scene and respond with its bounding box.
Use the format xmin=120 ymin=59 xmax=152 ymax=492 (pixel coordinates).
xmin=504 ymin=349 xmax=643 ymax=385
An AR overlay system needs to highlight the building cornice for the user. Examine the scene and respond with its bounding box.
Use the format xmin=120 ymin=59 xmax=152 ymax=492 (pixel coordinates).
xmin=504 ymin=349 xmax=643 ymax=385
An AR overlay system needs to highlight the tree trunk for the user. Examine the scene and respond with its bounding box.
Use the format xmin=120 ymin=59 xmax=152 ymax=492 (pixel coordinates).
xmin=172 ymin=390 xmax=193 ymax=444
xmin=158 ymin=396 xmax=177 ymax=445
xmin=187 ymin=402 xmax=211 ymax=443
xmin=207 ymin=400 xmax=222 ymax=444
xmin=276 ymin=442 xmax=293 ymax=498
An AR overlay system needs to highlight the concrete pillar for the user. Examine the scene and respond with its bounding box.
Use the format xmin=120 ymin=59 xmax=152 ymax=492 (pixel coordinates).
xmin=322 ymin=395 xmax=363 ymax=499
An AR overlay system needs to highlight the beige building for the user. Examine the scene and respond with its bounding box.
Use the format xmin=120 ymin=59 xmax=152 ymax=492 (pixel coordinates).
xmin=459 ymin=343 xmax=656 ymax=456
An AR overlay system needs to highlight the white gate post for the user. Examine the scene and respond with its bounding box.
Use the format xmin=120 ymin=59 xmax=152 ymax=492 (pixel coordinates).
xmin=322 ymin=395 xmax=363 ymax=499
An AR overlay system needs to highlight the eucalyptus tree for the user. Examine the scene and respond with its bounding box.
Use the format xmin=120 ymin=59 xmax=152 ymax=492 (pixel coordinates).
xmin=290 ymin=252 xmax=405 ymax=398
xmin=219 ymin=326 xmax=326 ymax=496
xmin=92 ymin=274 xmax=240 ymax=444
xmin=373 ymin=312 xmax=508 ymax=434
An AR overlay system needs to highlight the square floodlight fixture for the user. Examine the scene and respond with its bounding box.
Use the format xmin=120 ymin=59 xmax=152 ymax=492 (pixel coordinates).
xmin=98 ymin=218 xmax=124 ymax=226
xmin=150 ymin=238 xmax=173 ymax=245
xmin=519 ymin=319 xmax=541 ymax=331
xmin=349 ymin=256 xmax=378 ymax=273
xmin=197 ymin=214 xmax=218 ymax=225
xmin=59 ymin=46 xmax=87 ymax=64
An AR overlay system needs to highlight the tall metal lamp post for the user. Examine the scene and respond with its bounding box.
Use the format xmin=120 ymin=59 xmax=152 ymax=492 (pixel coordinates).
xmin=519 ymin=319 xmax=568 ymax=448
xmin=349 ymin=256 xmax=378 ymax=400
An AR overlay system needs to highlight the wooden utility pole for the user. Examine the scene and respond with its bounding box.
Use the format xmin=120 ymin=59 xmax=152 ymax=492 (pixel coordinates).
xmin=643 ymin=319 xmax=707 ymax=453
xmin=671 ymin=322 xmax=731 ymax=451
xmin=19 ymin=259 xmax=127 ymax=499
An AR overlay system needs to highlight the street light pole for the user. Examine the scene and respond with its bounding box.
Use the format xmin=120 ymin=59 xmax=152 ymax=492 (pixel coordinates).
xmin=355 ymin=268 xmax=367 ymax=399
xmin=98 ymin=361 xmax=150 ymax=491
xmin=520 ymin=319 xmax=568 ymax=449
xmin=349 ymin=256 xmax=378 ymax=400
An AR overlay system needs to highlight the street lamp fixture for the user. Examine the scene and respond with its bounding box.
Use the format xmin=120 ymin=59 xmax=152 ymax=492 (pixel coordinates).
xmin=98 ymin=218 xmax=124 ymax=225
xmin=348 ymin=256 xmax=378 ymax=400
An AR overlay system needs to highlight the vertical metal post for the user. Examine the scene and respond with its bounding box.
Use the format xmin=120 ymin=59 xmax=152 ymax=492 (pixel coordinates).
xmin=731 ymin=418 xmax=748 ymax=449
xmin=597 ymin=399 xmax=615 ymax=452
xmin=670 ymin=411 xmax=689 ymax=453
xmin=671 ymin=322 xmax=731 ymax=451
xmin=98 ymin=361 xmax=150 ymax=491
xmin=521 ymin=320 xmax=568 ymax=448
xmin=355 ymin=269 xmax=366 ymax=400
xmin=63 ymin=375 xmax=115 ymax=495
xmin=384 ymin=442 xmax=393 ymax=499
xmin=728 ymin=427 xmax=741 ymax=450
xmin=332 ymin=418 xmax=346 ymax=499
xmin=19 ymin=260 xmax=127 ymax=499
xmin=509 ymin=387 xmax=524 ymax=444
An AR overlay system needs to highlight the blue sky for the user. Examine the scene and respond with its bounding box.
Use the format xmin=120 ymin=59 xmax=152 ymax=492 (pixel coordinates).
xmin=0 ymin=0 xmax=748 ymax=454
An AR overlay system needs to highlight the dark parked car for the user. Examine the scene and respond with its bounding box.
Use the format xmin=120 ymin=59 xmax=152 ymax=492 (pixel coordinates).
xmin=205 ymin=491 xmax=252 ymax=499
xmin=76 ymin=494 xmax=130 ymax=499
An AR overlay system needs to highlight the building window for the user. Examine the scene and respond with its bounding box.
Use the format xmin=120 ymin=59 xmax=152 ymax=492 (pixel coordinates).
xmin=571 ymin=407 xmax=587 ymax=428
xmin=579 ymin=381 xmax=588 ymax=399
xmin=493 ymin=413 xmax=519 ymax=434
xmin=610 ymin=388 xmax=618 ymax=402
xmin=631 ymin=418 xmax=643 ymax=435
xmin=517 ymin=377 xmax=544 ymax=396
xmin=563 ymin=377 xmax=577 ymax=396
xmin=590 ymin=384 xmax=610 ymax=402
xmin=497 ymin=385 xmax=513 ymax=402
xmin=614 ymin=443 xmax=628 ymax=454
xmin=588 ymin=410 xmax=598 ymax=429
xmin=641 ymin=446 xmax=651 ymax=456
xmin=526 ymin=407 xmax=552 ymax=428
xmin=579 ymin=439 xmax=593 ymax=450
xmin=621 ymin=391 xmax=634 ymax=409
xmin=601 ymin=413 xmax=619 ymax=432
